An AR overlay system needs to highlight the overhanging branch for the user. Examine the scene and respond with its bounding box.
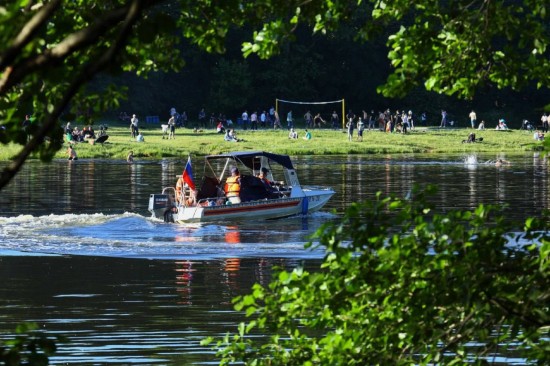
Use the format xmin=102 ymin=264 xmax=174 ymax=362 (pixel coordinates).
xmin=0 ymin=0 xmax=150 ymax=190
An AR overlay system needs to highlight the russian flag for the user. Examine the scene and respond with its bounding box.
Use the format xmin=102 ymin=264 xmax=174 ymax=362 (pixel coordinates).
xmin=182 ymin=156 xmax=196 ymax=191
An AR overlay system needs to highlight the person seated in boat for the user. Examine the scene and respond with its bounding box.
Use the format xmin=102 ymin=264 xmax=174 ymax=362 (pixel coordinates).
xmin=224 ymin=167 xmax=241 ymax=204
xmin=258 ymin=167 xmax=274 ymax=187
xmin=258 ymin=167 xmax=279 ymax=196
xmin=186 ymin=189 xmax=197 ymax=206
xmin=175 ymin=176 xmax=197 ymax=206
xmin=175 ymin=176 xmax=184 ymax=204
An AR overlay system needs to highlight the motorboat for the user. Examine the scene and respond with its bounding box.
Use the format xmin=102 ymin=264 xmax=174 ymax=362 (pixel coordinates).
xmin=148 ymin=151 xmax=335 ymax=223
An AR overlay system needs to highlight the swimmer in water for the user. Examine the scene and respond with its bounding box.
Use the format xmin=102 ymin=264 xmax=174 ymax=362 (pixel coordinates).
xmin=495 ymin=159 xmax=511 ymax=167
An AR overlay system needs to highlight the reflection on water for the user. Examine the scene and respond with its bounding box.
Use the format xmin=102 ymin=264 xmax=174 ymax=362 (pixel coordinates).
xmin=0 ymin=153 xmax=548 ymax=364
xmin=0 ymin=255 xmax=309 ymax=364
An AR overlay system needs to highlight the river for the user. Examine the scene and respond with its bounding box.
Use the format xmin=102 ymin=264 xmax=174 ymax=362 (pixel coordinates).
xmin=0 ymin=153 xmax=546 ymax=364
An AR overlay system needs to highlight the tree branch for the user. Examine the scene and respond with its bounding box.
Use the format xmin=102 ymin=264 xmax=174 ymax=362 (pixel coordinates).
xmin=0 ymin=0 xmax=151 ymax=190
xmin=0 ymin=0 xmax=62 ymax=71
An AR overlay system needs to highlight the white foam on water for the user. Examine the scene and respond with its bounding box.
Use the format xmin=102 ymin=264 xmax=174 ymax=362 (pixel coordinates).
xmin=0 ymin=212 xmax=329 ymax=259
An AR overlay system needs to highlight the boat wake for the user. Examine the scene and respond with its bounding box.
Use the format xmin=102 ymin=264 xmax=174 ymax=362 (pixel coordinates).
xmin=0 ymin=212 xmax=331 ymax=259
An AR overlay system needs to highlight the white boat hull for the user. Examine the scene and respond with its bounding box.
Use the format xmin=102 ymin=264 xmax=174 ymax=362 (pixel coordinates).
xmin=171 ymin=188 xmax=333 ymax=223
xmin=148 ymin=151 xmax=335 ymax=223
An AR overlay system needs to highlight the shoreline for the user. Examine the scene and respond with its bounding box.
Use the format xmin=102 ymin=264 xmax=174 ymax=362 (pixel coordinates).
xmin=1 ymin=123 xmax=543 ymax=162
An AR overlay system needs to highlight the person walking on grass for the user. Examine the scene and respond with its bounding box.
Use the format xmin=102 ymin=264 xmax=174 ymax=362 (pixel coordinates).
xmin=130 ymin=114 xmax=139 ymax=138
xmin=440 ymin=110 xmax=448 ymax=128
xmin=357 ymin=117 xmax=365 ymax=141
xmin=168 ymin=114 xmax=176 ymax=139
xmin=469 ymin=110 xmax=477 ymax=129
xmin=346 ymin=117 xmax=355 ymax=141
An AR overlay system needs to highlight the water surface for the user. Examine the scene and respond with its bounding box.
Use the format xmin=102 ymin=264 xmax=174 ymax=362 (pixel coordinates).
xmin=0 ymin=153 xmax=546 ymax=364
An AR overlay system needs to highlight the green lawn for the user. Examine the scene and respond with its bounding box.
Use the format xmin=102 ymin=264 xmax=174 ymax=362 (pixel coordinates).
xmin=0 ymin=120 xmax=543 ymax=161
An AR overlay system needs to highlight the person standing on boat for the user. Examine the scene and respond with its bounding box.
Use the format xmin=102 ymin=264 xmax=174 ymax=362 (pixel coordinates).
xmin=225 ymin=167 xmax=241 ymax=204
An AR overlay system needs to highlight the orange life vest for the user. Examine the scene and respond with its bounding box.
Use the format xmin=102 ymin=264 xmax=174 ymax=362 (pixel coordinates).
xmin=224 ymin=176 xmax=240 ymax=197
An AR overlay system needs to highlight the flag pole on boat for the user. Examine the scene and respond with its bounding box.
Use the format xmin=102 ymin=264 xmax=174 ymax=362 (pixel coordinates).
xmin=182 ymin=155 xmax=195 ymax=191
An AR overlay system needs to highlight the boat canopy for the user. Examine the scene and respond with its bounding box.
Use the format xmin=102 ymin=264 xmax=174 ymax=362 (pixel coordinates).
xmin=205 ymin=151 xmax=295 ymax=170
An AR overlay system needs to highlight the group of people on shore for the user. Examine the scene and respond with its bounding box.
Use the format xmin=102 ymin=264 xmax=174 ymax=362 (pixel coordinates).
xmin=238 ymin=107 xmax=283 ymax=130
xmin=65 ymin=122 xmax=96 ymax=143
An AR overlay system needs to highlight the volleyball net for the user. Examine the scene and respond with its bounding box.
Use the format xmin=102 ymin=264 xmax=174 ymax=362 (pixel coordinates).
xmin=276 ymin=98 xmax=345 ymax=129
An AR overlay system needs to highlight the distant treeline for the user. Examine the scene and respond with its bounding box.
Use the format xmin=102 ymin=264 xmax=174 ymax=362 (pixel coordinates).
xmin=97 ymin=23 xmax=550 ymax=129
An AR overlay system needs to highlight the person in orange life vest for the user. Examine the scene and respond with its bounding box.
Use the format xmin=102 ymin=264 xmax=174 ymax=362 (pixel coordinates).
xmin=224 ymin=167 xmax=241 ymax=204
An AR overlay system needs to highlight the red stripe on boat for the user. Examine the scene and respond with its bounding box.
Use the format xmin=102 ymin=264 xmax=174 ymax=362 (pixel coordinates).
xmin=203 ymin=199 xmax=301 ymax=216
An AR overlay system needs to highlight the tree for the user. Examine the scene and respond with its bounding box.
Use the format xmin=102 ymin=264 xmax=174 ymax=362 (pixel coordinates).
xmin=2 ymin=1 xmax=550 ymax=190
xmin=210 ymin=59 xmax=253 ymax=113
xmin=204 ymin=187 xmax=550 ymax=365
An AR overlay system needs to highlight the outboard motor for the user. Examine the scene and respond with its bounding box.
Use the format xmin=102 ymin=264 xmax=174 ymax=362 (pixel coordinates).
xmin=148 ymin=194 xmax=174 ymax=222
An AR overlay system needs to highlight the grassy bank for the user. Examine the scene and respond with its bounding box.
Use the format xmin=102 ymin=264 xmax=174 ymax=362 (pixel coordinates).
xmin=0 ymin=121 xmax=543 ymax=161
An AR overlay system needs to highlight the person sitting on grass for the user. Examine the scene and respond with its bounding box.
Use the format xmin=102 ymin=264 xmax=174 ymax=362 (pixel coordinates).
xmin=495 ymin=119 xmax=508 ymax=130
xmin=303 ymin=129 xmax=312 ymax=140
xmin=224 ymin=129 xmax=240 ymax=142
xmin=288 ymin=128 xmax=298 ymax=139
xmin=217 ymin=120 xmax=226 ymax=134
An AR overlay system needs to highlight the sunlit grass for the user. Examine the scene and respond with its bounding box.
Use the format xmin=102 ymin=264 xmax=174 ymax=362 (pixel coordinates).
xmin=0 ymin=121 xmax=542 ymax=161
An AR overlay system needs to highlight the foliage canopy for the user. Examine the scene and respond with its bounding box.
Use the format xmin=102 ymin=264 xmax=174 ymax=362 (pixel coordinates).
xmin=1 ymin=2 xmax=550 ymax=363
xmin=204 ymin=187 xmax=550 ymax=365
xmin=1 ymin=1 xmax=550 ymax=189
